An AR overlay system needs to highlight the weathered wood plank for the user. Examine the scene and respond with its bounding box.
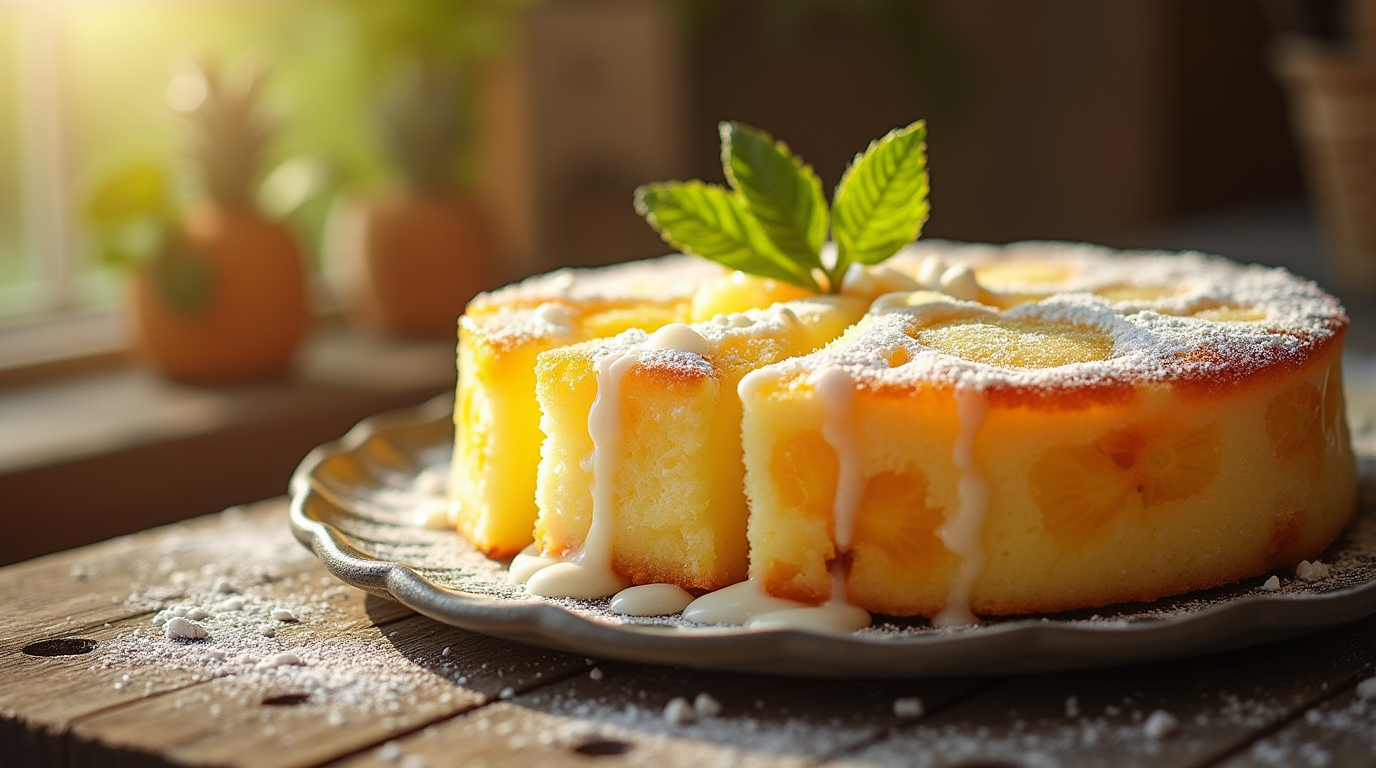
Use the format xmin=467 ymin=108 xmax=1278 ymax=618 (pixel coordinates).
xmin=0 ymin=497 xmax=591 ymax=768
xmin=326 ymin=660 xmax=992 ymax=768
xmin=67 ymin=614 xmax=590 ymax=768
xmin=10 ymin=494 xmax=1376 ymax=768
xmin=0 ymin=500 xmax=313 ymax=766
xmin=830 ymin=615 xmax=1376 ymax=768
xmin=0 ymin=500 xmax=316 ymax=642
xmin=1213 ymin=674 xmax=1376 ymax=767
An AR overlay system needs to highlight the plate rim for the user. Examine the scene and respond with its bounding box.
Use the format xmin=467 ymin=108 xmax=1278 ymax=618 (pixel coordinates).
xmin=288 ymin=395 xmax=1376 ymax=678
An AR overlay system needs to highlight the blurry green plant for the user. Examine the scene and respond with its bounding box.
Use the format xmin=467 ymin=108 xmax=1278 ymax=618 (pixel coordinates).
xmin=345 ymin=0 xmax=533 ymax=190
xmin=85 ymin=63 xmax=330 ymax=313
xmin=311 ymin=1 xmax=527 ymax=337
xmin=348 ymin=0 xmax=532 ymax=74
xmin=87 ymin=161 xmax=218 ymax=313
xmin=86 ymin=161 xmax=175 ymax=269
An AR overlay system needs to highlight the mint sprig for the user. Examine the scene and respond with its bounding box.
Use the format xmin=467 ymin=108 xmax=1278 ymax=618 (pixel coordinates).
xmin=831 ymin=121 xmax=930 ymax=280
xmin=635 ymin=120 xmax=928 ymax=293
xmin=634 ymin=181 xmax=820 ymax=290
xmin=721 ymin=123 xmax=828 ymax=273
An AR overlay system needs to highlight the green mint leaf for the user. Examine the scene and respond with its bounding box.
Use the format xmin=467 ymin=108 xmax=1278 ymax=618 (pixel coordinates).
xmin=832 ymin=120 xmax=930 ymax=268
xmin=720 ymin=122 xmax=827 ymax=271
xmin=635 ymin=181 xmax=819 ymax=290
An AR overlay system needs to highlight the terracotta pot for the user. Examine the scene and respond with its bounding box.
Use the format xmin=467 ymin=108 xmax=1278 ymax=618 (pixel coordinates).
xmin=328 ymin=190 xmax=498 ymax=338
xmin=130 ymin=203 xmax=308 ymax=383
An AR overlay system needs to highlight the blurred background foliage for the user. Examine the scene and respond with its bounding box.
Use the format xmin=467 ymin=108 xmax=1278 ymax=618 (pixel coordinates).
xmin=0 ymin=0 xmax=529 ymax=319
xmin=0 ymin=0 xmax=1326 ymax=321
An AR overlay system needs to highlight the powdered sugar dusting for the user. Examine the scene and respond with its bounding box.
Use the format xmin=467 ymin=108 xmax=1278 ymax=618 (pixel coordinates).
xmin=471 ymin=254 xmax=721 ymax=310
xmin=755 ymin=243 xmax=1344 ymax=401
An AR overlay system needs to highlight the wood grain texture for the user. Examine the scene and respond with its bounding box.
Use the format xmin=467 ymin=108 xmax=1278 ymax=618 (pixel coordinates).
xmin=5 ymin=496 xmax=1376 ymax=768
xmin=835 ymin=616 xmax=1376 ymax=768
xmin=66 ymin=614 xmax=590 ymax=768
xmin=331 ymin=662 xmax=992 ymax=768
xmin=0 ymin=499 xmax=590 ymax=768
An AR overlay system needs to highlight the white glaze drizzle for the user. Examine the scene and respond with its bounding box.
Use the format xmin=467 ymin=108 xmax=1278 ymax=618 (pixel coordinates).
xmin=933 ymin=387 xmax=991 ymax=627
xmin=647 ymin=323 xmax=710 ymax=355
xmin=534 ymin=302 xmax=573 ymax=329
xmin=508 ymin=543 xmax=559 ymax=585
xmin=939 ymin=264 xmax=980 ymax=301
xmin=737 ymin=368 xmax=782 ymax=402
xmin=411 ymin=499 xmax=452 ymax=530
xmin=917 ymin=255 xmax=947 ymax=289
xmin=744 ymin=567 xmax=870 ymax=634
xmin=771 ymin=305 xmax=799 ymax=326
xmin=681 ymin=580 xmax=805 ymax=625
xmin=609 ymin=584 xmax=695 ymax=616
xmin=527 ymin=324 xmax=712 ymax=600
xmin=813 ymin=367 xmax=863 ymax=549
xmin=704 ymin=365 xmax=877 ymax=635
xmin=526 ymin=348 xmax=638 ymax=599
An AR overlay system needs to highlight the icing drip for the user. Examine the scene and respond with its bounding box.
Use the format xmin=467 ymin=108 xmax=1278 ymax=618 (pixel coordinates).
xmin=1323 ymin=364 xmax=1342 ymax=453
xmin=508 ymin=543 xmax=559 ymax=585
xmin=647 ymin=323 xmax=710 ymax=354
xmin=528 ymin=324 xmax=711 ymax=600
xmin=411 ymin=499 xmax=452 ymax=530
xmin=933 ymin=388 xmax=991 ymax=627
xmin=917 ymin=255 xmax=947 ymax=289
xmin=813 ymin=367 xmax=863 ymax=549
xmin=721 ymin=365 xmax=874 ymax=635
xmin=609 ymin=584 xmax=695 ymax=616
xmin=526 ymin=349 xmax=638 ymax=598
xmin=737 ymin=368 xmax=782 ymax=402
xmin=939 ymin=264 xmax=980 ymax=301
xmin=534 ymin=302 xmax=573 ymax=329
xmin=744 ymin=568 xmax=869 ymax=633
xmin=682 ymin=580 xmax=805 ymax=625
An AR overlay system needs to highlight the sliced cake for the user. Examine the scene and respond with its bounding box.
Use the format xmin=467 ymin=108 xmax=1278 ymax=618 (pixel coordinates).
xmin=529 ymin=295 xmax=870 ymax=593
xmin=451 ymin=255 xmax=826 ymax=558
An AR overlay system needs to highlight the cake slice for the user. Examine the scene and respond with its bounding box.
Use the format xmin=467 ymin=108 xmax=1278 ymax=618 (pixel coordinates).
xmin=530 ymin=295 xmax=869 ymax=591
xmin=451 ymin=255 xmax=831 ymax=558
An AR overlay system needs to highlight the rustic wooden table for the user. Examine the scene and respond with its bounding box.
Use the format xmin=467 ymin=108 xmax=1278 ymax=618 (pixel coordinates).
xmin=3 ymin=498 xmax=1376 ymax=768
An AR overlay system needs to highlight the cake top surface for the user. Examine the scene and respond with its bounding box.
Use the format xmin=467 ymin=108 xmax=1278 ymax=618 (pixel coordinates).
xmin=761 ymin=241 xmax=1347 ymax=404
xmin=471 ymin=254 xmax=723 ymax=310
xmin=465 ymin=240 xmax=1347 ymax=403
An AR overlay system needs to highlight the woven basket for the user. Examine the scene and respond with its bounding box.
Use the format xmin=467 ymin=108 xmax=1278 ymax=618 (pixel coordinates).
xmin=1274 ymin=38 xmax=1376 ymax=292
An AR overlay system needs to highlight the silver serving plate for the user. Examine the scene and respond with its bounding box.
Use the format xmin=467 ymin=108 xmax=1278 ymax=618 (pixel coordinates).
xmin=289 ymin=395 xmax=1376 ymax=678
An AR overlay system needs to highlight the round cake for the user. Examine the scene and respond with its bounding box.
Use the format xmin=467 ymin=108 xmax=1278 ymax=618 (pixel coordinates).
xmin=452 ymin=241 xmax=1356 ymax=625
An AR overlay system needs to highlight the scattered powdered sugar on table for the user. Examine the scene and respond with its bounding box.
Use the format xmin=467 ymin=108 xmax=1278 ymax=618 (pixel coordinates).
xmin=514 ymin=685 xmax=880 ymax=759
xmin=1142 ymin=709 xmax=1178 ymax=739
xmin=663 ymin=697 xmax=696 ymax=725
xmin=847 ymin=689 xmax=1296 ymax=768
xmin=1244 ymin=680 xmax=1376 ymax=766
xmin=88 ymin=509 xmax=504 ymax=719
xmin=892 ymin=697 xmax=924 ymax=718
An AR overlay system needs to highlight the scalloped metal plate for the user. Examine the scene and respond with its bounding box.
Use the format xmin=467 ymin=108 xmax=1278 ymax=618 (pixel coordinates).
xmin=289 ymin=395 xmax=1376 ymax=678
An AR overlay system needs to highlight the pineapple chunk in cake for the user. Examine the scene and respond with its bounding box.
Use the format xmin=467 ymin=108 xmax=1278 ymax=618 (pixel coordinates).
xmin=451 ymin=256 xmax=824 ymax=558
xmin=532 ymin=296 xmax=867 ymax=591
